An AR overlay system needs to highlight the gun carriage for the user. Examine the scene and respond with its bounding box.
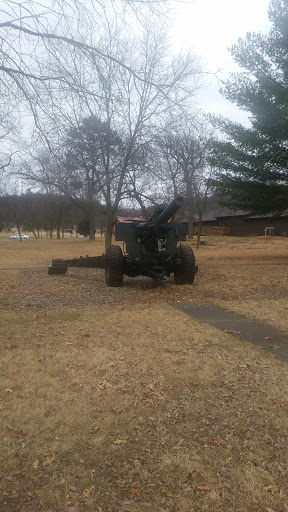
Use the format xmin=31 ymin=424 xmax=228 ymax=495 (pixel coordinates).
xmin=48 ymin=195 xmax=198 ymax=286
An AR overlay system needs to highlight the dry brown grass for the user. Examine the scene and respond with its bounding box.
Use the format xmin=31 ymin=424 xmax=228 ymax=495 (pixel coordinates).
xmin=1 ymin=233 xmax=288 ymax=512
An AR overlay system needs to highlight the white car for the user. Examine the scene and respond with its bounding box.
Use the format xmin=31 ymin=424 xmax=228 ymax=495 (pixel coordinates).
xmin=9 ymin=234 xmax=30 ymax=240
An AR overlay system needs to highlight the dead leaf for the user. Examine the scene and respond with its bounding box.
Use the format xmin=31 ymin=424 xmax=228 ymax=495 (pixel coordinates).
xmin=185 ymin=472 xmax=193 ymax=481
xmin=0 ymin=472 xmax=4 ymax=479
xmin=142 ymin=384 xmax=164 ymax=401
xmin=5 ymin=389 xmax=12 ymax=393
xmin=270 ymin=345 xmax=280 ymax=349
xmin=153 ymin=391 xmax=164 ymax=398
xmin=161 ymin=488 xmax=174 ymax=498
xmin=264 ymin=337 xmax=272 ymax=340
xmin=42 ymin=454 xmax=57 ymax=466
xmin=266 ymin=508 xmax=276 ymax=512
xmin=82 ymin=486 xmax=94 ymax=498
xmin=32 ymin=460 xmax=40 ymax=470
xmin=65 ymin=368 xmax=78 ymax=377
xmin=114 ymin=439 xmax=127 ymax=444
xmin=100 ymin=426 xmax=112 ymax=432
xmin=273 ymin=400 xmax=285 ymax=407
xmin=199 ymin=436 xmax=214 ymax=444
xmin=263 ymin=485 xmax=278 ymax=494
xmin=0 ymin=404 xmax=5 ymax=410
xmin=130 ymin=488 xmax=140 ymax=497
xmin=190 ymin=469 xmax=206 ymax=479
xmin=239 ymin=425 xmax=249 ymax=433
xmin=12 ymin=429 xmax=28 ymax=438
xmin=98 ymin=380 xmax=112 ymax=389
xmin=197 ymin=485 xmax=211 ymax=491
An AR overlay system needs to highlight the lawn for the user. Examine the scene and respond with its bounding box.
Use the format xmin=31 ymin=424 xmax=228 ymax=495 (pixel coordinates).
xmin=1 ymin=233 xmax=288 ymax=512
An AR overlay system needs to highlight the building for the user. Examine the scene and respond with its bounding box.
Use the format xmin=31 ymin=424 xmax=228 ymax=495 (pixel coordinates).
xmin=200 ymin=204 xmax=288 ymax=236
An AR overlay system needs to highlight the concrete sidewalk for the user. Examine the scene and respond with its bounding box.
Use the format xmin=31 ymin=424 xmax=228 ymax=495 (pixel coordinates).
xmin=171 ymin=302 xmax=288 ymax=361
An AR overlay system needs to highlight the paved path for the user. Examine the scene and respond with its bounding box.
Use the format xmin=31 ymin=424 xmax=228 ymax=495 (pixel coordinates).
xmin=171 ymin=302 xmax=288 ymax=361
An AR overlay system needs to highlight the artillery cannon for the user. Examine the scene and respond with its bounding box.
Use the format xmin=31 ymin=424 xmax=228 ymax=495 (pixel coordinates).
xmin=48 ymin=195 xmax=198 ymax=286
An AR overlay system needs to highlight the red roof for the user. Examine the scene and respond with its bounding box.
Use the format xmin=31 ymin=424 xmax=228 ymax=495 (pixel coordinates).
xmin=115 ymin=216 xmax=146 ymax=224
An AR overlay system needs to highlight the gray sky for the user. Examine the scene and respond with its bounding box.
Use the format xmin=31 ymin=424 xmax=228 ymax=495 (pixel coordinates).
xmin=172 ymin=0 xmax=271 ymax=124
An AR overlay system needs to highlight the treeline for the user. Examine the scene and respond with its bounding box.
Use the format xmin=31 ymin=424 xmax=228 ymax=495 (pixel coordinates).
xmin=0 ymin=192 xmax=108 ymax=238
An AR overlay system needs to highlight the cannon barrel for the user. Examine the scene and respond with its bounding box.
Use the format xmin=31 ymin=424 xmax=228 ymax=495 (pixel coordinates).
xmin=155 ymin=195 xmax=185 ymax=226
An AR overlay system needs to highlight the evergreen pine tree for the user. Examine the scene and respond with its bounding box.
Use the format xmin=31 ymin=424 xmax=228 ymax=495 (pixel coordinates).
xmin=210 ymin=0 xmax=288 ymax=214
xmin=77 ymin=218 xmax=90 ymax=237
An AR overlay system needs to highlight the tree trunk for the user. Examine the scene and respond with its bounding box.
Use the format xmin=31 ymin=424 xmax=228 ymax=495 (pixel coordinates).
xmin=16 ymin=224 xmax=22 ymax=241
xmin=185 ymin=192 xmax=194 ymax=239
xmin=196 ymin=217 xmax=202 ymax=248
xmin=187 ymin=204 xmax=194 ymax=239
xmin=88 ymin=208 xmax=96 ymax=240
xmin=105 ymin=209 xmax=115 ymax=251
xmin=56 ymin=204 xmax=63 ymax=240
xmin=188 ymin=217 xmax=194 ymax=239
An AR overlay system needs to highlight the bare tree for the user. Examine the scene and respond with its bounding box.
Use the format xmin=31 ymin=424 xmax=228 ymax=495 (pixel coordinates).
xmin=193 ymin=164 xmax=215 ymax=248
xmin=19 ymin=18 xmax=202 ymax=247
xmin=61 ymin=116 xmax=122 ymax=240
xmin=0 ymin=0 xmax=195 ymax=133
xmin=151 ymin=115 xmax=213 ymax=238
xmin=0 ymin=82 xmax=21 ymax=182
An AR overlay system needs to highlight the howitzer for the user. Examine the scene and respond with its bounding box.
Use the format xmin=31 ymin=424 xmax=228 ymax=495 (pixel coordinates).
xmin=107 ymin=195 xmax=198 ymax=286
xmin=48 ymin=195 xmax=198 ymax=286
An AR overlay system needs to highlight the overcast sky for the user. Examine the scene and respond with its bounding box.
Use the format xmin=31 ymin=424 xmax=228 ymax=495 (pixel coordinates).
xmin=172 ymin=0 xmax=271 ymax=124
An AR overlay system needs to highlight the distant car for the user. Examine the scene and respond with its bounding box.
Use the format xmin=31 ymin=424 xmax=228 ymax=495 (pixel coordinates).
xmin=9 ymin=234 xmax=30 ymax=240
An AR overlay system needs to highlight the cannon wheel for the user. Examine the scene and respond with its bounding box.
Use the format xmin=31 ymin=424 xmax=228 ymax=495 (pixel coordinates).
xmin=105 ymin=245 xmax=124 ymax=287
xmin=174 ymin=245 xmax=196 ymax=285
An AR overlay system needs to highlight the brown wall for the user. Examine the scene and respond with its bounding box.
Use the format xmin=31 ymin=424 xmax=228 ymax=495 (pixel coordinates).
xmin=201 ymin=216 xmax=288 ymax=236
xmin=243 ymin=217 xmax=288 ymax=236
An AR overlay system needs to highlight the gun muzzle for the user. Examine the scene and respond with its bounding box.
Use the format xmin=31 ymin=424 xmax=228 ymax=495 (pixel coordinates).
xmin=155 ymin=195 xmax=185 ymax=225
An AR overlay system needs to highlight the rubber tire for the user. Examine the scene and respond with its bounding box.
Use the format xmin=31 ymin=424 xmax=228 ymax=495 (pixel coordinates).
xmin=105 ymin=245 xmax=124 ymax=287
xmin=174 ymin=245 xmax=196 ymax=285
